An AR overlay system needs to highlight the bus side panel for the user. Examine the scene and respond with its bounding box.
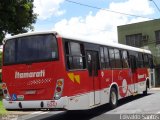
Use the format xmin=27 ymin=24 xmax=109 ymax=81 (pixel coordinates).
xmin=66 ymin=71 xmax=92 ymax=96
xmin=113 ymin=69 xmax=133 ymax=98
xmin=100 ymin=69 xmax=112 ymax=88
xmin=136 ymin=68 xmax=149 ymax=93
xmin=99 ymin=69 xmax=112 ymax=104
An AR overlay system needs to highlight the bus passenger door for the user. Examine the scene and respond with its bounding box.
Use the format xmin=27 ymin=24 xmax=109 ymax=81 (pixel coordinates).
xmin=86 ymin=51 xmax=100 ymax=106
xmin=130 ymin=55 xmax=138 ymax=93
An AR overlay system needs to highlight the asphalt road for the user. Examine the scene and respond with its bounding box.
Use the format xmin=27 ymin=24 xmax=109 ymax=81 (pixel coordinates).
xmin=2 ymin=89 xmax=160 ymax=120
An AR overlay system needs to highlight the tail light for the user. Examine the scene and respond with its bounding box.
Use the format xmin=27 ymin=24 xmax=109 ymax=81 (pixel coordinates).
xmin=56 ymin=87 xmax=61 ymax=92
xmin=2 ymin=83 xmax=10 ymax=101
xmin=54 ymin=79 xmax=64 ymax=100
xmin=3 ymin=89 xmax=8 ymax=94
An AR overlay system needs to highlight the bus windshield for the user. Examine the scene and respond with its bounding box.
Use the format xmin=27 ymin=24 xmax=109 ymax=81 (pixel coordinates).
xmin=4 ymin=34 xmax=58 ymax=65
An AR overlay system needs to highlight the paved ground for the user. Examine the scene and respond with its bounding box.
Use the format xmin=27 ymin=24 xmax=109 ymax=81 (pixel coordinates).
xmin=1 ymin=88 xmax=160 ymax=120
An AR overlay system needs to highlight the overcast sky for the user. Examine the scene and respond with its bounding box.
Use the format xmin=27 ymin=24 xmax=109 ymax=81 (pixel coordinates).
xmin=33 ymin=0 xmax=160 ymax=43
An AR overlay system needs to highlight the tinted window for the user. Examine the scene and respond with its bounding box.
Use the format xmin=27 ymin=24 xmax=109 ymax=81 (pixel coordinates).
xmin=114 ymin=49 xmax=122 ymax=68
xmin=104 ymin=47 xmax=110 ymax=68
xmin=4 ymin=34 xmax=58 ymax=65
xmin=4 ymin=40 xmax=16 ymax=64
xmin=148 ymin=55 xmax=154 ymax=68
xmin=144 ymin=54 xmax=149 ymax=67
xmin=121 ymin=50 xmax=129 ymax=68
xmin=100 ymin=47 xmax=105 ymax=69
xmin=137 ymin=53 xmax=144 ymax=68
xmin=65 ymin=41 xmax=86 ymax=70
xmin=70 ymin=42 xmax=81 ymax=56
xmin=100 ymin=47 xmax=110 ymax=69
xmin=109 ymin=48 xmax=115 ymax=68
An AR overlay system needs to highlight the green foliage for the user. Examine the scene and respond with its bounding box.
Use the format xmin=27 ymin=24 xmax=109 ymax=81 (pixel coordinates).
xmin=0 ymin=0 xmax=37 ymax=43
xmin=0 ymin=96 xmax=7 ymax=115
xmin=0 ymin=73 xmax=1 ymax=83
xmin=0 ymin=52 xmax=2 ymax=68
xmin=0 ymin=52 xmax=1 ymax=83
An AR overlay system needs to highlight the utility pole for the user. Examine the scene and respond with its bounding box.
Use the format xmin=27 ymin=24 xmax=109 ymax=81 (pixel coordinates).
xmin=149 ymin=0 xmax=160 ymax=13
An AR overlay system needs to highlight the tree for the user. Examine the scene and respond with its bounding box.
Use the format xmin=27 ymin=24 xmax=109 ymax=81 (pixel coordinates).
xmin=0 ymin=0 xmax=37 ymax=43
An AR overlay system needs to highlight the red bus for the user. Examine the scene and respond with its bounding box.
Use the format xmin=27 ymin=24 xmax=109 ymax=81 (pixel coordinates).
xmin=2 ymin=31 xmax=154 ymax=110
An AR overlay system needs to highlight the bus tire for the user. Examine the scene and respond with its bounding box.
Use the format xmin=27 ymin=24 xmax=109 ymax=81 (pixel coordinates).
xmin=109 ymin=87 xmax=118 ymax=109
xmin=143 ymin=83 xmax=148 ymax=96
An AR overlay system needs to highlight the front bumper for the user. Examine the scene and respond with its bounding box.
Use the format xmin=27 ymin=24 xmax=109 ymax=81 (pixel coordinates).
xmin=2 ymin=96 xmax=68 ymax=110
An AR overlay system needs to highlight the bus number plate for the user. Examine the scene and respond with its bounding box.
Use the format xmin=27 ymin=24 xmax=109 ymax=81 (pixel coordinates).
xmin=47 ymin=101 xmax=57 ymax=108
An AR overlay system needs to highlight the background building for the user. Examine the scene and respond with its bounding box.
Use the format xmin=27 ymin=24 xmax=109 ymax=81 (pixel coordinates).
xmin=118 ymin=19 xmax=160 ymax=87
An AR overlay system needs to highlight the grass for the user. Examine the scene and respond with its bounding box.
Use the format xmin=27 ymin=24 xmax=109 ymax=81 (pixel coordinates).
xmin=0 ymin=96 xmax=7 ymax=115
xmin=0 ymin=83 xmax=1 ymax=90
xmin=0 ymin=83 xmax=8 ymax=115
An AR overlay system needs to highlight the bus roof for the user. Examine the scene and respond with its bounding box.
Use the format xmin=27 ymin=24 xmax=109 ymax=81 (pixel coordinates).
xmin=3 ymin=31 xmax=151 ymax=54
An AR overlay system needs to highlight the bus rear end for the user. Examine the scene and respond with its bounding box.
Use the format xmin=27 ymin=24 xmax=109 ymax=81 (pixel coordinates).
xmin=2 ymin=32 xmax=68 ymax=110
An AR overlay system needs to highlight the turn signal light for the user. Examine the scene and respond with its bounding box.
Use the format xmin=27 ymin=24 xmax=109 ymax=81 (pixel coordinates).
xmin=2 ymin=83 xmax=7 ymax=89
xmin=57 ymin=80 xmax=63 ymax=87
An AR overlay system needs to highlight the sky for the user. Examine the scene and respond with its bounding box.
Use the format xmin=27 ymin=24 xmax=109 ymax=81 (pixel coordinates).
xmin=33 ymin=0 xmax=160 ymax=43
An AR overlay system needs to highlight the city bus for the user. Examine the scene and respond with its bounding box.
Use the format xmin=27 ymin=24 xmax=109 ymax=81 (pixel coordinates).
xmin=2 ymin=31 xmax=154 ymax=110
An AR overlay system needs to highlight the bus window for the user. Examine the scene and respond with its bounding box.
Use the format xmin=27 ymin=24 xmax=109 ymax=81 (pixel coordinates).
xmin=4 ymin=39 xmax=16 ymax=64
xmin=100 ymin=47 xmax=110 ymax=69
xmin=114 ymin=49 xmax=122 ymax=68
xmin=65 ymin=41 xmax=86 ymax=70
xmin=137 ymin=53 xmax=144 ymax=68
xmin=130 ymin=55 xmax=137 ymax=72
xmin=143 ymin=54 xmax=149 ymax=67
xmin=100 ymin=47 xmax=105 ymax=69
xmin=109 ymin=48 xmax=115 ymax=68
xmin=104 ymin=47 xmax=110 ymax=69
xmin=121 ymin=50 xmax=129 ymax=68
xmin=4 ymin=34 xmax=58 ymax=65
xmin=148 ymin=55 xmax=154 ymax=69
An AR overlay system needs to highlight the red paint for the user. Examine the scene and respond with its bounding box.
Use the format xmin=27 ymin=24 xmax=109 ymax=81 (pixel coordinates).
xmin=2 ymin=35 xmax=149 ymax=102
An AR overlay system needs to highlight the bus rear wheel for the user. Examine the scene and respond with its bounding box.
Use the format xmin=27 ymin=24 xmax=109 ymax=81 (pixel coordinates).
xmin=109 ymin=87 xmax=118 ymax=109
xmin=143 ymin=83 xmax=148 ymax=96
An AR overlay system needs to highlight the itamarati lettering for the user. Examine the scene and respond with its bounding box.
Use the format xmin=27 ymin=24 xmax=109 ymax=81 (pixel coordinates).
xmin=15 ymin=70 xmax=45 ymax=79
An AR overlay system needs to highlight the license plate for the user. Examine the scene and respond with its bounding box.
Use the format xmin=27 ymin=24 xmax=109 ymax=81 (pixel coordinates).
xmin=17 ymin=95 xmax=24 ymax=100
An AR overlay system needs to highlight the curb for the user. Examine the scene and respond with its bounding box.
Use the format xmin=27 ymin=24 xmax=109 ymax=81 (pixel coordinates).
xmin=150 ymin=88 xmax=160 ymax=91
